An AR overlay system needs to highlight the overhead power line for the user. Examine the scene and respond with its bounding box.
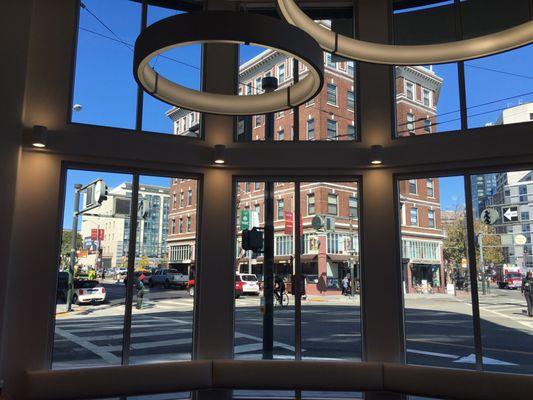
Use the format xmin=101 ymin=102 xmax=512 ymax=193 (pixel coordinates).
xmin=80 ymin=2 xmax=132 ymax=52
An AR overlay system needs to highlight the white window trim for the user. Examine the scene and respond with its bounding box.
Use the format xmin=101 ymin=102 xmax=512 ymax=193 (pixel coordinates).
xmin=422 ymin=88 xmax=432 ymax=107
xmin=327 ymin=83 xmax=338 ymax=106
xmin=410 ymin=207 xmax=419 ymax=226
xmin=277 ymin=63 xmax=286 ymax=83
xmin=409 ymin=179 xmax=418 ymax=195
xmin=405 ymin=80 xmax=415 ymax=100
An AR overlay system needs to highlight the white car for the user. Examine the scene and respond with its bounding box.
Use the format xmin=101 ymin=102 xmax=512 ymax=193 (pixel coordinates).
xmin=72 ymin=280 xmax=106 ymax=304
xmin=237 ymin=274 xmax=260 ymax=295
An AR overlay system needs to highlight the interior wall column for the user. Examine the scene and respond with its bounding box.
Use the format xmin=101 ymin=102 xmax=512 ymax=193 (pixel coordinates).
xmin=358 ymin=1 xmax=404 ymax=399
xmin=0 ymin=0 xmax=36 ymax=386
xmin=195 ymin=1 xmax=237 ymax=400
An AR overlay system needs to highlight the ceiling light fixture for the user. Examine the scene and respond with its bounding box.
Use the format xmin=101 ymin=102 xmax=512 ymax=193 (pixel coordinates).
xmin=277 ymin=0 xmax=533 ymax=65
xmin=32 ymin=125 xmax=48 ymax=148
xmin=213 ymin=144 xmax=226 ymax=165
xmin=370 ymin=145 xmax=383 ymax=165
xmin=134 ymin=11 xmax=324 ymax=115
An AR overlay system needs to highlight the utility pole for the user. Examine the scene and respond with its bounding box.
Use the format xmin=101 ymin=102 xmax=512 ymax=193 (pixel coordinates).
xmin=67 ymin=184 xmax=83 ymax=312
xmin=479 ymin=233 xmax=486 ymax=295
xmin=262 ymin=76 xmax=277 ymax=359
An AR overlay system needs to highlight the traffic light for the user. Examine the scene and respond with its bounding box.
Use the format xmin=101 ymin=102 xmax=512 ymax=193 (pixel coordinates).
xmin=94 ymin=180 xmax=108 ymax=204
xmin=242 ymin=227 xmax=263 ymax=252
xmin=138 ymin=199 xmax=150 ymax=219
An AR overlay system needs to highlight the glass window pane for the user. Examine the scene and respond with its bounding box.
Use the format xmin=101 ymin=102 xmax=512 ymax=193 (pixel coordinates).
xmin=395 ymin=63 xmax=461 ymax=137
xmin=128 ymin=175 xmax=198 ymax=365
xmin=142 ymin=6 xmax=202 ymax=136
xmin=399 ymin=175 xmax=477 ymax=370
xmin=301 ymin=181 xmax=361 ymax=361
xmin=465 ymin=45 xmax=533 ymax=129
xmin=71 ymin=0 xmax=141 ymax=129
xmin=471 ymin=169 xmax=533 ymax=374
xmin=53 ymin=170 xmax=133 ymax=368
xmin=237 ymin=7 xmax=357 ymax=141
xmin=234 ymin=181 xmax=295 ymax=362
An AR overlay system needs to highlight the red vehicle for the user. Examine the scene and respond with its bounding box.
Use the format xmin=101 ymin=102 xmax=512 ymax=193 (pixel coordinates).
xmin=495 ymin=265 xmax=522 ymax=289
xmin=187 ymin=278 xmax=243 ymax=298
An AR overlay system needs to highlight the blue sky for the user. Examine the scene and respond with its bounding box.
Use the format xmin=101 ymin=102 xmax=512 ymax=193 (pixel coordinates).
xmin=64 ymin=0 xmax=532 ymax=225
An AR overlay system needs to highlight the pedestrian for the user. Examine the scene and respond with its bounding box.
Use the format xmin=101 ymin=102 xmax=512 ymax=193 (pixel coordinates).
xmin=135 ymin=274 xmax=145 ymax=310
xmin=522 ymin=272 xmax=533 ymax=317
xmin=101 ymin=269 xmax=105 ymax=280
xmin=342 ymin=275 xmax=349 ymax=295
xmin=317 ymin=272 xmax=328 ymax=294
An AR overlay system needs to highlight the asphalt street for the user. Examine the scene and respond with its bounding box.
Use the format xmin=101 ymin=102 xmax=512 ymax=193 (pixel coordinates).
xmin=53 ymin=283 xmax=533 ymax=377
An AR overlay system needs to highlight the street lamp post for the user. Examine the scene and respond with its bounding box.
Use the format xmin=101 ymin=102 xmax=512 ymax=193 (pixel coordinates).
xmin=67 ymin=184 xmax=83 ymax=312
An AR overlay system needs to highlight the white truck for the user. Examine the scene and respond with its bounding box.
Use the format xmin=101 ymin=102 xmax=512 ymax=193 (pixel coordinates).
xmin=149 ymin=268 xmax=188 ymax=289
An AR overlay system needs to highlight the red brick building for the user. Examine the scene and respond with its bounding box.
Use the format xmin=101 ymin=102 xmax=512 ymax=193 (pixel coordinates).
xmin=166 ymin=50 xmax=445 ymax=294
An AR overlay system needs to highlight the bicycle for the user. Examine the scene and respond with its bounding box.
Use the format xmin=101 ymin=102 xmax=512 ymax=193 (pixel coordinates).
xmin=274 ymin=290 xmax=289 ymax=307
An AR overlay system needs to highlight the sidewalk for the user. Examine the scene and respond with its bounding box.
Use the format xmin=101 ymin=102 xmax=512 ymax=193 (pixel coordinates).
xmin=303 ymin=294 xmax=360 ymax=305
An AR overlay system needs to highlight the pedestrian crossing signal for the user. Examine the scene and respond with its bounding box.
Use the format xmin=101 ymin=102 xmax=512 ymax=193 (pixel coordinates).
xmin=481 ymin=208 xmax=498 ymax=225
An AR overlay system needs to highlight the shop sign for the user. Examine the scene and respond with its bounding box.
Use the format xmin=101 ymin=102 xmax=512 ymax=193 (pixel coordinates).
xmin=285 ymin=211 xmax=293 ymax=234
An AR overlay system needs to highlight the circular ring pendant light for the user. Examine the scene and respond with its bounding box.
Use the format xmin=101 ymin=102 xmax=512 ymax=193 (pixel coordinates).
xmin=134 ymin=11 xmax=324 ymax=115
xmin=277 ymin=0 xmax=533 ymax=65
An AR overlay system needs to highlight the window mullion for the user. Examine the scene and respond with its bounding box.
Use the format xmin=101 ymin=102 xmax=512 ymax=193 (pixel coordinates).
xmin=135 ymin=2 xmax=148 ymax=132
xmin=464 ymin=173 xmax=484 ymax=371
xmin=294 ymin=182 xmax=302 ymax=360
xmin=121 ymin=173 xmax=140 ymax=365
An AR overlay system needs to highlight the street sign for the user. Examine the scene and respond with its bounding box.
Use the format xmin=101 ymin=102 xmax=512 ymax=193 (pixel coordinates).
xmin=514 ymin=234 xmax=527 ymax=245
xmin=481 ymin=208 xmax=499 ymax=225
xmin=502 ymin=206 xmax=519 ymax=222
xmin=241 ymin=209 xmax=250 ymax=230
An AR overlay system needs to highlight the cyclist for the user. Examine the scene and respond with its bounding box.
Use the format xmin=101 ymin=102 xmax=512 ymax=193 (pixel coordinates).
xmin=274 ymin=274 xmax=286 ymax=305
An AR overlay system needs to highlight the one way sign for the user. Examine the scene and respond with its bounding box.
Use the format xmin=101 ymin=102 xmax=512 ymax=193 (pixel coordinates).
xmin=502 ymin=206 xmax=519 ymax=222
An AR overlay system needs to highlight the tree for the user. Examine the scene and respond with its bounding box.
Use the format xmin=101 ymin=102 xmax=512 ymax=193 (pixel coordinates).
xmin=475 ymin=220 xmax=504 ymax=266
xmin=60 ymin=230 xmax=83 ymax=267
xmin=443 ymin=216 xmax=504 ymax=272
xmin=136 ymin=255 xmax=150 ymax=270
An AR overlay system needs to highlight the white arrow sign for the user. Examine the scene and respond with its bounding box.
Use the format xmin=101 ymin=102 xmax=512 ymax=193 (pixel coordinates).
xmin=503 ymin=206 xmax=519 ymax=222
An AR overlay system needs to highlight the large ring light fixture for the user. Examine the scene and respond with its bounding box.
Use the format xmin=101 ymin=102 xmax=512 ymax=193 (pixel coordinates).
xmin=277 ymin=0 xmax=533 ymax=65
xmin=134 ymin=11 xmax=324 ymax=115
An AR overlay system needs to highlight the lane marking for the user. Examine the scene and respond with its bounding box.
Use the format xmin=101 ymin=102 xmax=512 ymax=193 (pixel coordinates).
xmin=54 ymin=327 xmax=121 ymax=364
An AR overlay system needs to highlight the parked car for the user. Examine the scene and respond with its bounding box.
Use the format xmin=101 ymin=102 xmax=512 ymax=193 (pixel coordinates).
xmin=149 ymin=268 xmax=188 ymax=289
xmin=187 ymin=278 xmax=243 ymax=298
xmin=236 ymin=274 xmax=260 ymax=295
xmin=72 ymin=279 xmax=106 ymax=304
